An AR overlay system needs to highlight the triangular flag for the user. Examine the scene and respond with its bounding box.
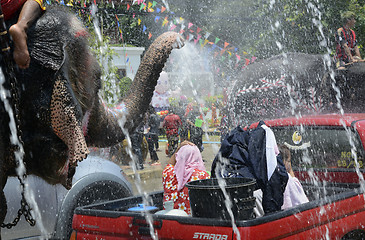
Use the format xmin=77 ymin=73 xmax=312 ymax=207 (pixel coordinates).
xmin=251 ymin=56 xmax=257 ymax=63
xmin=243 ymin=51 xmax=248 ymax=55
xmin=196 ymin=27 xmax=201 ymax=33
xmin=154 ymin=16 xmax=160 ymax=22
xmin=156 ymin=7 xmax=161 ymax=13
xmin=139 ymin=2 xmax=143 ymax=10
xmin=204 ymin=32 xmax=210 ymax=39
xmin=152 ymin=1 xmax=157 ymax=8
xmin=138 ymin=18 xmax=141 ymax=25
xmin=161 ymin=6 xmax=166 ymax=12
xmin=199 ymin=39 xmax=203 ymax=45
xmin=148 ymin=2 xmax=152 ymax=9
xmin=245 ymin=58 xmax=250 ymax=65
xmin=170 ymin=24 xmax=177 ymax=31
xmin=188 ymin=34 xmax=194 ymax=41
xmin=179 ymin=29 xmax=185 ymax=34
xmin=188 ymin=22 xmax=193 ymax=29
xmin=143 ymin=25 xmax=147 ymax=32
xmin=148 ymin=32 xmax=152 ymax=39
xmin=236 ymin=54 xmax=241 ymax=63
xmin=224 ymin=42 xmax=229 ymax=48
xmin=203 ymin=39 xmax=209 ymax=47
xmin=228 ymin=51 xmax=232 ymax=59
xmin=215 ymin=37 xmax=220 ymax=44
xmin=127 ymin=3 xmax=130 ymax=10
xmin=162 ymin=17 xmax=169 ymax=26
xmin=197 ymin=35 xmax=201 ymax=41
xmin=194 ymin=39 xmax=198 ymax=45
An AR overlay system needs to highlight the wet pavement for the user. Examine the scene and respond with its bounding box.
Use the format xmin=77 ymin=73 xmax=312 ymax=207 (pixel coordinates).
xmin=121 ymin=141 xmax=221 ymax=193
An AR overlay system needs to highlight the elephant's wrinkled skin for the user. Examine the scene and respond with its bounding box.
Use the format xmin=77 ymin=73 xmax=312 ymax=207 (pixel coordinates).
xmin=0 ymin=6 xmax=184 ymax=231
xmin=227 ymin=52 xmax=365 ymax=126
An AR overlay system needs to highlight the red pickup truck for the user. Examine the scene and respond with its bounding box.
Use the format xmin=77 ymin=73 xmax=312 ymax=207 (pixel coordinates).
xmin=71 ymin=113 xmax=365 ymax=240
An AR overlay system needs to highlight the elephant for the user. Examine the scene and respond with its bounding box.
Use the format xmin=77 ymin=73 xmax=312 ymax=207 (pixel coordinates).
xmin=0 ymin=5 xmax=184 ymax=232
xmin=227 ymin=52 xmax=365 ymax=126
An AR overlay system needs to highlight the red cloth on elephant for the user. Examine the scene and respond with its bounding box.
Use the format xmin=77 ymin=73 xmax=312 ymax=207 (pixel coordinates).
xmin=1 ymin=0 xmax=45 ymax=20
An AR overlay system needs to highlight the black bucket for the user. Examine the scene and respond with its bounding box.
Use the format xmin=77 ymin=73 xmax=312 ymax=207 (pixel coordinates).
xmin=186 ymin=178 xmax=256 ymax=220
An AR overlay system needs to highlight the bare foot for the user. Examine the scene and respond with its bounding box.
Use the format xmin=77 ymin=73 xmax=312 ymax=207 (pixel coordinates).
xmin=9 ymin=24 xmax=30 ymax=69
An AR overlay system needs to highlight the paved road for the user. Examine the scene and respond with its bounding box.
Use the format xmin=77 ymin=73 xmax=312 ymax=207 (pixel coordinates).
xmin=122 ymin=142 xmax=221 ymax=194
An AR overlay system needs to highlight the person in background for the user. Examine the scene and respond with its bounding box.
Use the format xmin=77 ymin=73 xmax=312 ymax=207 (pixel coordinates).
xmin=130 ymin=123 xmax=145 ymax=170
xmin=2 ymin=0 xmax=46 ymax=69
xmin=218 ymin=108 xmax=229 ymax=143
xmin=334 ymin=11 xmax=362 ymax=70
xmin=177 ymin=101 xmax=189 ymax=142
xmin=278 ymin=144 xmax=309 ymax=209
xmin=187 ymin=106 xmax=204 ymax=152
xmin=162 ymin=141 xmax=210 ymax=215
xmin=162 ymin=107 xmax=182 ymax=157
xmin=146 ymin=106 xmax=160 ymax=165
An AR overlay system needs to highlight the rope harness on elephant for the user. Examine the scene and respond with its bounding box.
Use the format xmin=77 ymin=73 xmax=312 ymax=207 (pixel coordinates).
xmin=0 ymin=7 xmax=36 ymax=229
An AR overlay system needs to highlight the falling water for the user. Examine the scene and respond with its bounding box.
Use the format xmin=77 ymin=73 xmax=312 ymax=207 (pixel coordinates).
xmin=267 ymin=1 xmax=365 ymax=237
xmin=167 ymin=42 xmax=242 ymax=238
xmin=0 ymin=68 xmax=47 ymax=237
xmin=91 ymin=5 xmax=159 ymax=238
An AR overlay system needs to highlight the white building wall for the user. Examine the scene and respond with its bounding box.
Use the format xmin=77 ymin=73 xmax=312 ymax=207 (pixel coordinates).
xmin=110 ymin=46 xmax=145 ymax=80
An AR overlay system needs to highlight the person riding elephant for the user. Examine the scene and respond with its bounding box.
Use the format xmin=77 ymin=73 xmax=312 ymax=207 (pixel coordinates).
xmin=334 ymin=11 xmax=362 ymax=70
xmin=2 ymin=0 xmax=45 ymax=69
xmin=0 ymin=5 xmax=184 ymax=233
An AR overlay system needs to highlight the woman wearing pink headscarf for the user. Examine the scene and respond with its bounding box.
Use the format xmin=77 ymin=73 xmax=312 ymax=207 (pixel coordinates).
xmin=162 ymin=141 xmax=210 ymax=214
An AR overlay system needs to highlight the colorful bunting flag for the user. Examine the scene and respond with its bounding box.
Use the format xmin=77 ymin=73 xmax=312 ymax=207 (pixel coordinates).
xmin=170 ymin=24 xmax=176 ymax=31
xmin=154 ymin=16 xmax=160 ymax=22
xmin=148 ymin=32 xmax=152 ymax=39
xmin=162 ymin=16 xmax=169 ymax=26
xmin=188 ymin=22 xmax=193 ymax=29
xmin=224 ymin=42 xmax=229 ymax=48
xmin=196 ymin=27 xmax=201 ymax=33
xmin=215 ymin=37 xmax=220 ymax=44
xmin=161 ymin=6 xmax=166 ymax=12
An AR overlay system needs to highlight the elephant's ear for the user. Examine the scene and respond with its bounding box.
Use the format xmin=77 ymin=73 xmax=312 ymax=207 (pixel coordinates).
xmin=27 ymin=6 xmax=75 ymax=71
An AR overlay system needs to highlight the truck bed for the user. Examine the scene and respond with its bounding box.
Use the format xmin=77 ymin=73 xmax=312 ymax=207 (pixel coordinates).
xmin=72 ymin=182 xmax=365 ymax=239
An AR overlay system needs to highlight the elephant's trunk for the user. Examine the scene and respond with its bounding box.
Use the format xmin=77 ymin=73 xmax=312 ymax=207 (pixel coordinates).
xmin=87 ymin=32 xmax=184 ymax=147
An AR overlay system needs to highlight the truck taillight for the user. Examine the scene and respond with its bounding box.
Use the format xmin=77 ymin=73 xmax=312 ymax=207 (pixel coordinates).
xmin=69 ymin=230 xmax=77 ymax=240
